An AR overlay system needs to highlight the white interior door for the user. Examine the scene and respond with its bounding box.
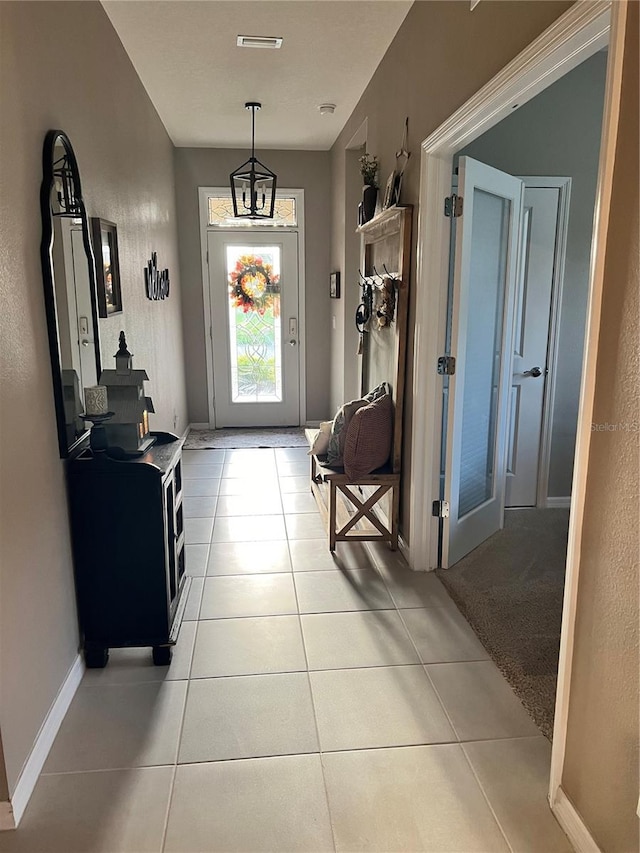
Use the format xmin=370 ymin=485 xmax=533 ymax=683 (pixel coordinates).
xmin=506 ymin=186 xmax=560 ymax=507
xmin=442 ymin=157 xmax=523 ymax=567
xmin=208 ymin=231 xmax=300 ymax=427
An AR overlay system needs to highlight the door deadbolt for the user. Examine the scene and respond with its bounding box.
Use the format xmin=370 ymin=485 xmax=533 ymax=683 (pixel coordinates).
xmin=523 ymin=366 xmax=543 ymax=377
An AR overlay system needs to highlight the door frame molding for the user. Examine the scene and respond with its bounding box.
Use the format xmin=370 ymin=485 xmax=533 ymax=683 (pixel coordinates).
xmin=198 ymin=186 xmax=307 ymax=428
xmin=410 ymin=0 xmax=610 ymax=572
xmin=408 ymin=0 xmax=626 ymax=841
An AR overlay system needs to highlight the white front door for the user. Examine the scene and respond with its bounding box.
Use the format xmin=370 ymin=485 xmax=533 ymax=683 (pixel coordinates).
xmin=441 ymin=157 xmax=524 ymax=567
xmin=59 ymin=219 xmax=99 ymax=390
xmin=208 ymin=231 xmax=300 ymax=427
xmin=505 ymin=186 xmax=560 ymax=507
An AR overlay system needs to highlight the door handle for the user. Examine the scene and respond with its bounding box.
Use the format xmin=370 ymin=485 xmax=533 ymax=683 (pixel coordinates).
xmin=288 ymin=318 xmax=298 ymax=347
xmin=523 ymin=366 xmax=543 ymax=377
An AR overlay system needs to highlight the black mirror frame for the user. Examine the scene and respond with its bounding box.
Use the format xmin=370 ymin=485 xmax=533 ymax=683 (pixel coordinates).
xmin=40 ymin=129 xmax=102 ymax=458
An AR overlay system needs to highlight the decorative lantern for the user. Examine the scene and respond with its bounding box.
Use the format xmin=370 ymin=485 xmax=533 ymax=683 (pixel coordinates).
xmin=230 ymin=102 xmax=277 ymax=220
xmin=99 ymin=332 xmax=155 ymax=453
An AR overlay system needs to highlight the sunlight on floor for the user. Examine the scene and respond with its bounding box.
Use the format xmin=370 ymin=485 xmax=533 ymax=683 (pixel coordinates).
xmin=0 ymin=447 xmax=572 ymax=853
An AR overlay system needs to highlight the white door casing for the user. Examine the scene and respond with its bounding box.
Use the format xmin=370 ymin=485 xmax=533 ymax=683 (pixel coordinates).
xmin=442 ymin=156 xmax=524 ymax=568
xmin=208 ymin=231 xmax=300 ymax=427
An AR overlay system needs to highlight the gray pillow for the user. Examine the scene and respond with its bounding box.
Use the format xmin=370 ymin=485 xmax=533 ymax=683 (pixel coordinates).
xmin=327 ymin=398 xmax=368 ymax=466
xmin=344 ymin=393 xmax=393 ymax=479
xmin=364 ymin=382 xmax=391 ymax=402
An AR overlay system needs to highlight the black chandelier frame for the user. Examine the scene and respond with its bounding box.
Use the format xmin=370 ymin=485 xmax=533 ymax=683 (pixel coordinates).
xmin=230 ymin=102 xmax=277 ymax=220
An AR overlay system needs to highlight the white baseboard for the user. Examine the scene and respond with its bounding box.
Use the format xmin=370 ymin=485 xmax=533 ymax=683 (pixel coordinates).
xmin=551 ymin=786 xmax=601 ymax=853
xmin=398 ymin=533 xmax=412 ymax=566
xmin=546 ymin=496 xmax=572 ymax=509
xmin=8 ymin=653 xmax=84 ymax=828
xmin=188 ymin=422 xmax=211 ymax=431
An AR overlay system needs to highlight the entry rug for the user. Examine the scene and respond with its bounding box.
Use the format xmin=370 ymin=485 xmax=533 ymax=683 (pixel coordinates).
xmin=185 ymin=427 xmax=308 ymax=449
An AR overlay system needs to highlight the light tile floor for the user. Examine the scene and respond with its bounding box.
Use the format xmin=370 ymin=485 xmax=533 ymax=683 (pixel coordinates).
xmin=0 ymin=447 xmax=573 ymax=853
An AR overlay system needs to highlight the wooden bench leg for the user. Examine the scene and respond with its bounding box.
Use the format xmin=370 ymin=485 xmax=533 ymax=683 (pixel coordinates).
xmin=390 ymin=480 xmax=400 ymax=550
xmin=329 ymin=480 xmax=337 ymax=551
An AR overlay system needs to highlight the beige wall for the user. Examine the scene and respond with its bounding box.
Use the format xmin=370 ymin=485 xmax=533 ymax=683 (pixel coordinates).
xmin=0 ymin=1 xmax=187 ymax=794
xmin=173 ymin=148 xmax=331 ymax=424
xmin=329 ymin=0 xmax=572 ymax=540
xmin=562 ymin=3 xmax=639 ymax=848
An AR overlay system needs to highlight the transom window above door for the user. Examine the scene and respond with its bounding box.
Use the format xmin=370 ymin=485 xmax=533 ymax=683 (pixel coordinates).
xmin=207 ymin=195 xmax=297 ymax=227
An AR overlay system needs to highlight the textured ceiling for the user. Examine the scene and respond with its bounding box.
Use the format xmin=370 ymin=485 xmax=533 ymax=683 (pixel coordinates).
xmin=102 ymin=1 xmax=412 ymax=150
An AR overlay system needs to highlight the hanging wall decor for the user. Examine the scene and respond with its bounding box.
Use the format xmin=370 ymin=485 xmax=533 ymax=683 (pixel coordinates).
xmin=229 ymin=253 xmax=280 ymax=315
xmin=145 ymin=252 xmax=170 ymax=300
xmin=91 ymin=218 xmax=123 ymax=317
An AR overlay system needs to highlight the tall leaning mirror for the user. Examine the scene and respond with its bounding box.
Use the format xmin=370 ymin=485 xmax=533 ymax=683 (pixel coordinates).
xmin=40 ymin=130 xmax=102 ymax=457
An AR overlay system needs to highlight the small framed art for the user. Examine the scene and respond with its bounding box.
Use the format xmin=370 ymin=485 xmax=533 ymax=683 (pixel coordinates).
xmin=91 ymin=218 xmax=123 ymax=317
xmin=382 ymin=172 xmax=396 ymax=209
xmin=383 ymin=171 xmax=403 ymax=210
xmin=330 ymin=271 xmax=341 ymax=299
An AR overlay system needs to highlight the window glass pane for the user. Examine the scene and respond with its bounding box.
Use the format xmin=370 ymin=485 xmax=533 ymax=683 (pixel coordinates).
xmin=209 ymin=196 xmax=296 ymax=227
xmin=458 ymin=189 xmax=509 ymax=518
xmin=226 ymin=246 xmax=282 ymax=402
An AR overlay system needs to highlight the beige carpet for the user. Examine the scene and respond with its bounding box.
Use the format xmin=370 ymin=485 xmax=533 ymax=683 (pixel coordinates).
xmin=185 ymin=428 xmax=308 ymax=449
xmin=436 ymin=508 xmax=570 ymax=740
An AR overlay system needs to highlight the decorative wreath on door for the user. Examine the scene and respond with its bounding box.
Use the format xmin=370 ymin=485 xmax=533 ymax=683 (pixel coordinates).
xmin=229 ymin=254 xmax=281 ymax=315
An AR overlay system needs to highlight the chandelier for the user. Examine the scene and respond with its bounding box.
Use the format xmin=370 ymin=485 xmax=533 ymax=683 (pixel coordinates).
xmin=230 ymin=102 xmax=277 ymax=219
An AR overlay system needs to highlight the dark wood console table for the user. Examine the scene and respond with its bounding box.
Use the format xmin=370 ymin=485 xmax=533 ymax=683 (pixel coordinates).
xmin=66 ymin=432 xmax=189 ymax=667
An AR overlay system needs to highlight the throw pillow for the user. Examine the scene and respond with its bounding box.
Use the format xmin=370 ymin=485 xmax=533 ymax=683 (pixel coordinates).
xmin=364 ymin=381 xmax=391 ymax=403
xmin=343 ymin=393 xmax=393 ymax=479
xmin=307 ymin=421 xmax=332 ymax=456
xmin=326 ymin=398 xmax=368 ymax=466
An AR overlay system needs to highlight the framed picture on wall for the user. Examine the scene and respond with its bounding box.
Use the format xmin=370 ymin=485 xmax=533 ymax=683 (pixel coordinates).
xmin=91 ymin=218 xmax=123 ymax=317
xmin=330 ymin=271 xmax=341 ymax=299
xmin=382 ymin=171 xmax=397 ymax=209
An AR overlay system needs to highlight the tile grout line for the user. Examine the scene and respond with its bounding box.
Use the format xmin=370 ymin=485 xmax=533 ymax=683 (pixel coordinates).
xmin=159 ymin=763 xmax=178 ymax=853
xmin=364 ymin=541 xmax=466 ymax=745
xmin=459 ymin=743 xmax=516 ymax=853
xmin=38 ymin=733 xmax=547 ymax=778
xmin=286 ymin=467 xmax=338 ymax=853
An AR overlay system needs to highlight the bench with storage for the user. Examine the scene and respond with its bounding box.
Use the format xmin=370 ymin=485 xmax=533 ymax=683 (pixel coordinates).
xmin=307 ymin=205 xmax=412 ymax=551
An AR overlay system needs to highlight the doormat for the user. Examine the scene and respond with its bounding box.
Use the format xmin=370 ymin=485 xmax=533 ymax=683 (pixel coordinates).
xmin=185 ymin=428 xmax=308 ymax=449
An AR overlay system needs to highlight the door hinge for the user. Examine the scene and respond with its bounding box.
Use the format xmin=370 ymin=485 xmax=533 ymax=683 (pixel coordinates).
xmin=444 ymin=194 xmax=463 ymax=217
xmin=206 ymin=251 xmax=209 ymax=265
xmin=432 ymin=500 xmax=450 ymax=518
xmin=437 ymin=355 xmax=456 ymax=375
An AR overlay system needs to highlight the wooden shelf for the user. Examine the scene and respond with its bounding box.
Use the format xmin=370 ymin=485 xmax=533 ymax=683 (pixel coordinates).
xmin=356 ymin=204 xmax=412 ymax=235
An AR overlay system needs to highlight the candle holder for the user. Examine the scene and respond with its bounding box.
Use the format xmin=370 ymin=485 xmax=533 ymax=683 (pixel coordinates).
xmin=79 ymin=411 xmax=115 ymax=454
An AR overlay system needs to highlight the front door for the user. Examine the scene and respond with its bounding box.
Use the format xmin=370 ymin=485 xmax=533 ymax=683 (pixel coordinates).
xmin=208 ymin=231 xmax=300 ymax=427
xmin=58 ymin=219 xmax=99 ymax=391
xmin=441 ymin=157 xmax=524 ymax=567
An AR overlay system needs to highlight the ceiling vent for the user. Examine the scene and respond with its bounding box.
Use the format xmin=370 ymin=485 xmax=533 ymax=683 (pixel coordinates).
xmin=237 ymin=35 xmax=283 ymax=49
